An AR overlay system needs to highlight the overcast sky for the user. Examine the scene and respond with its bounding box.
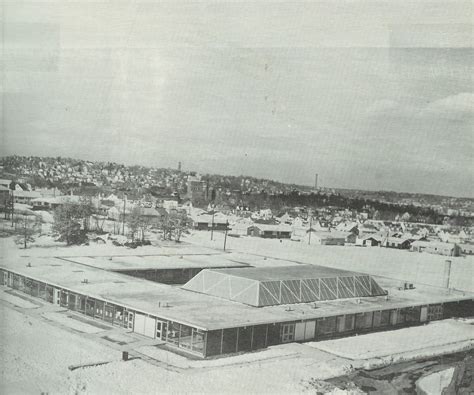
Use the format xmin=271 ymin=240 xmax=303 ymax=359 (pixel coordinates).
xmin=2 ymin=1 xmax=473 ymax=197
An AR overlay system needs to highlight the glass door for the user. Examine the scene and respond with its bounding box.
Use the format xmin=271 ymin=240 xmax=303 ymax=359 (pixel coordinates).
xmin=156 ymin=320 xmax=168 ymax=340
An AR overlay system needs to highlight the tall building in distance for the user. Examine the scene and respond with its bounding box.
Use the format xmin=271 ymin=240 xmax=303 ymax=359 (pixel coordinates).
xmin=178 ymin=161 xmax=182 ymax=172
xmin=314 ymin=173 xmax=318 ymax=191
xmin=186 ymin=173 xmax=207 ymax=204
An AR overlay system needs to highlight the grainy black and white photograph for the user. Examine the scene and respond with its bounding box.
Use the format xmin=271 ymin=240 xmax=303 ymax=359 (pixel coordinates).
xmin=1 ymin=0 xmax=473 ymax=394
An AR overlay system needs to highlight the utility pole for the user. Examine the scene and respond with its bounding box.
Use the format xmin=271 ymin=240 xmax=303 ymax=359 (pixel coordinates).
xmin=10 ymin=189 xmax=14 ymax=227
xmin=308 ymin=209 xmax=312 ymax=245
xmin=223 ymin=221 xmax=229 ymax=251
xmin=210 ymin=209 xmax=215 ymax=241
xmin=122 ymin=195 xmax=126 ymax=236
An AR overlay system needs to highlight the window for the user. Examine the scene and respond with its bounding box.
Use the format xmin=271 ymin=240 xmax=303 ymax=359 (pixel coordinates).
xmin=252 ymin=325 xmax=267 ymax=349
xmin=222 ymin=328 xmax=238 ymax=354
xmin=114 ymin=306 xmax=124 ymax=323
xmin=355 ymin=312 xmax=373 ymax=330
xmin=206 ymin=330 xmax=222 ymax=357
xmin=179 ymin=325 xmax=193 ymax=350
xmin=86 ymin=299 xmax=95 ymax=316
xmin=427 ymin=304 xmax=443 ymax=321
xmin=380 ymin=310 xmax=390 ymax=326
xmin=316 ymin=317 xmax=337 ymax=335
xmin=344 ymin=315 xmax=355 ymax=331
xmin=237 ymin=327 xmax=252 ymax=352
xmin=280 ymin=323 xmax=295 ymax=342
xmin=192 ymin=329 xmax=205 ymax=354
xmin=167 ymin=322 xmax=181 ymax=346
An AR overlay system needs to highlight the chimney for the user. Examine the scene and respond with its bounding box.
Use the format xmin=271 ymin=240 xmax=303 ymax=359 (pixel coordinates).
xmin=443 ymin=260 xmax=452 ymax=289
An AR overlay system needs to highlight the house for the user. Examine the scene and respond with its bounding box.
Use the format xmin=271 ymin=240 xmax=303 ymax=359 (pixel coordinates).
xmin=383 ymin=237 xmax=412 ymax=250
xmin=459 ymin=243 xmax=474 ymax=256
xmin=329 ymin=231 xmax=357 ymax=244
xmin=31 ymin=195 xmax=81 ymax=211
xmin=335 ymin=222 xmax=359 ymax=235
xmin=356 ymin=234 xmax=382 ymax=247
xmin=411 ymin=240 xmax=461 ymax=257
xmin=310 ymin=232 xmax=346 ymax=246
xmin=191 ymin=213 xmax=229 ymax=231
xmin=12 ymin=190 xmax=42 ymax=205
xmin=247 ymin=224 xmax=292 ymax=239
xmin=0 ymin=185 xmax=10 ymax=211
xmin=276 ymin=212 xmax=292 ymax=224
xmin=358 ymin=222 xmax=379 ymax=234
xmin=229 ymin=220 xmax=254 ymax=236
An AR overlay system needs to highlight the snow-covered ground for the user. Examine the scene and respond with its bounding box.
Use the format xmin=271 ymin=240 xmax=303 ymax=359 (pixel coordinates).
xmin=310 ymin=319 xmax=474 ymax=361
xmin=0 ymin=299 xmax=120 ymax=394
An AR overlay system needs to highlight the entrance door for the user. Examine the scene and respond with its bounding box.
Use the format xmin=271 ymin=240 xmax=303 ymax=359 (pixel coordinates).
xmin=281 ymin=323 xmax=295 ymax=343
xmin=156 ymin=320 xmax=168 ymax=340
xmin=128 ymin=312 xmax=134 ymax=330
xmin=3 ymin=272 xmax=7 ymax=285
xmin=53 ymin=289 xmax=61 ymax=305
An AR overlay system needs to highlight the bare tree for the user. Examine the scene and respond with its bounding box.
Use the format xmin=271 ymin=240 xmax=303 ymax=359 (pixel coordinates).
xmin=14 ymin=213 xmax=37 ymax=249
xmin=159 ymin=211 xmax=191 ymax=242
xmin=127 ymin=207 xmax=154 ymax=242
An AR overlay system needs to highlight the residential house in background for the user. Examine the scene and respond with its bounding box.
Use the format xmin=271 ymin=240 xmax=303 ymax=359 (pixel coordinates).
xmin=310 ymin=232 xmax=346 ymax=246
xmin=383 ymin=237 xmax=413 ymax=250
xmin=247 ymin=224 xmax=292 ymax=239
xmin=411 ymin=240 xmax=461 ymax=257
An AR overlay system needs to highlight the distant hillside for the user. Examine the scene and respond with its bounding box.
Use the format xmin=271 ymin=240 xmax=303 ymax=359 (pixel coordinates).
xmin=1 ymin=155 xmax=473 ymax=215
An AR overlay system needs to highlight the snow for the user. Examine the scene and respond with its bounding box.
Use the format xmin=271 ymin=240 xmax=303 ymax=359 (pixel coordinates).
xmin=416 ymin=367 xmax=455 ymax=395
xmin=309 ymin=319 xmax=474 ymax=361
xmin=0 ymin=304 xmax=120 ymax=394
xmin=0 ymin=289 xmax=41 ymax=309
xmin=137 ymin=343 xmax=302 ymax=369
xmin=42 ymin=312 xmax=109 ymax=334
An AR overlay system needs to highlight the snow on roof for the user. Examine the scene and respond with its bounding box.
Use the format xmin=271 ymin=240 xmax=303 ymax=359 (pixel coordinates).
xmin=1 ymin=256 xmax=472 ymax=330
xmin=211 ymin=265 xmax=359 ymax=281
xmin=14 ymin=190 xmax=42 ymax=198
xmin=183 ymin=265 xmax=386 ymax=307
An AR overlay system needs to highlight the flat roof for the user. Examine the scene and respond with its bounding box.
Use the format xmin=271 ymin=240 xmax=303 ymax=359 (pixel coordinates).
xmin=1 ymin=256 xmax=472 ymax=331
xmin=212 ymin=265 xmax=360 ymax=282
xmin=61 ymin=254 xmax=250 ymax=272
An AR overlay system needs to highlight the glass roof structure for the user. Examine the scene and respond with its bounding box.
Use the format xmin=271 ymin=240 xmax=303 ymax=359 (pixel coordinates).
xmin=182 ymin=265 xmax=386 ymax=307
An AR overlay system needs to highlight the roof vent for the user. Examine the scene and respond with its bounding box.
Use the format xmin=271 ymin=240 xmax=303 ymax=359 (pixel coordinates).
xmin=82 ymin=279 xmax=89 ymax=284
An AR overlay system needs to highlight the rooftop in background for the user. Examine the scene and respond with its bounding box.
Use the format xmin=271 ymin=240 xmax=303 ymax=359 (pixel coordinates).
xmin=63 ymin=254 xmax=250 ymax=272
